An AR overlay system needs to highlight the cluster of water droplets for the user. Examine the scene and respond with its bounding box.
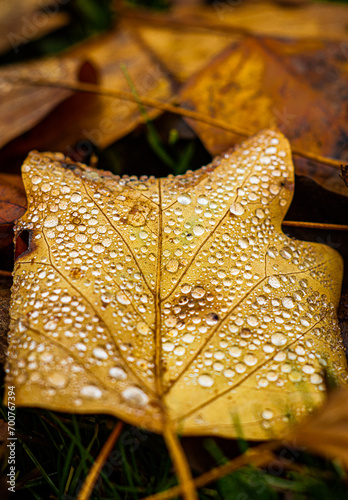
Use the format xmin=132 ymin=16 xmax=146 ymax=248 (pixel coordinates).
xmin=5 ymin=129 xmax=348 ymax=436
xmin=7 ymin=153 xmax=161 ymax=418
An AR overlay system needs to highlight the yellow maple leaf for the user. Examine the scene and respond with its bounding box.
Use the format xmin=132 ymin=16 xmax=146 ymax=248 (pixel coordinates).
xmin=5 ymin=129 xmax=348 ymax=446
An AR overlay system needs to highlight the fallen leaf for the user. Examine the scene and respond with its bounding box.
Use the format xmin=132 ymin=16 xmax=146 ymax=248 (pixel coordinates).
xmin=5 ymin=129 xmax=348 ymax=442
xmin=180 ymin=37 xmax=348 ymax=195
xmin=121 ymin=2 xmax=348 ymax=41
xmin=0 ymin=174 xmax=26 ymax=262
xmin=130 ymin=22 xmax=237 ymax=82
xmin=0 ymin=57 xmax=82 ymax=150
xmin=0 ymin=0 xmax=69 ymax=55
xmin=50 ymin=25 xmax=174 ymax=152
xmin=0 ymin=278 xmax=11 ymax=365
xmin=0 ymin=174 xmax=26 ymax=224
xmin=0 ymin=25 xmax=174 ymax=161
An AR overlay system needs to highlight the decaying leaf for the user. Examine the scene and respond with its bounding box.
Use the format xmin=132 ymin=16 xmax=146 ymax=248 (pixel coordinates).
xmin=0 ymin=0 xmax=69 ymax=55
xmin=0 ymin=174 xmax=26 ymax=261
xmin=180 ymin=37 xmax=348 ymax=195
xmin=0 ymin=26 xmax=173 ymax=158
xmin=0 ymin=174 xmax=26 ymax=224
xmin=130 ymin=22 xmax=237 ymax=82
xmin=0 ymin=278 xmax=11 ymax=365
xmin=5 ymin=129 xmax=348 ymax=441
xmin=0 ymin=57 xmax=81 ymax=150
xmin=52 ymin=25 xmax=174 ymax=152
xmin=122 ymin=2 xmax=348 ymax=41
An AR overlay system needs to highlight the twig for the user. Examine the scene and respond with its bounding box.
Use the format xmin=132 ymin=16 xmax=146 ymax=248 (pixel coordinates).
xmin=283 ymin=221 xmax=348 ymax=232
xmin=0 ymin=270 xmax=12 ymax=277
xmin=139 ymin=442 xmax=279 ymax=500
xmin=11 ymin=77 xmax=344 ymax=171
xmin=77 ymin=421 xmax=123 ymax=500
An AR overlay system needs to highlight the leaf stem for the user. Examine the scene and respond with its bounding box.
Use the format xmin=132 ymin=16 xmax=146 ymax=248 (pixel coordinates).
xmin=77 ymin=421 xmax=123 ymax=500
xmin=11 ymin=77 xmax=344 ymax=171
xmin=162 ymin=425 xmax=198 ymax=500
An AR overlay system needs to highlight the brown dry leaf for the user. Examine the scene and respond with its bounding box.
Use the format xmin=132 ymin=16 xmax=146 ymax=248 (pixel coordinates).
xmin=0 ymin=26 xmax=174 ymax=156
xmin=342 ymin=165 xmax=348 ymax=188
xmin=130 ymin=22 xmax=238 ymax=82
xmin=0 ymin=278 xmax=11 ymax=365
xmin=0 ymin=174 xmax=26 ymax=264
xmin=180 ymin=37 xmax=348 ymax=195
xmin=289 ymin=387 xmax=348 ymax=470
xmin=5 ymin=129 xmax=348 ymax=445
xmin=121 ymin=1 xmax=348 ymax=41
xmin=0 ymin=0 xmax=69 ymax=55
xmin=0 ymin=174 xmax=26 ymax=224
xmin=0 ymin=57 xmax=81 ymax=150
xmin=50 ymin=26 xmax=174 ymax=152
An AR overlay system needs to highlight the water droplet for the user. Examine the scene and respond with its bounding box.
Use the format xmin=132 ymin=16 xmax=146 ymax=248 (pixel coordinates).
xmin=93 ymin=347 xmax=108 ymax=360
xmin=47 ymin=372 xmax=67 ymax=389
xmin=280 ymin=247 xmax=292 ymax=259
xmin=244 ymin=354 xmax=257 ymax=366
xmin=192 ymin=286 xmax=205 ymax=299
xmin=76 ymin=234 xmax=87 ymax=243
xmin=109 ymin=366 xmax=127 ymax=380
xmin=44 ymin=216 xmax=58 ymax=228
xmin=230 ymin=202 xmax=244 ymax=216
xmin=174 ymin=346 xmax=185 ymax=356
xmin=271 ymin=332 xmax=287 ymax=346
xmin=137 ymin=322 xmax=150 ymax=336
xmin=310 ymin=373 xmax=323 ymax=384
xmin=44 ymin=321 xmax=57 ymax=331
xmin=238 ymin=238 xmax=249 ymax=249
xmin=247 ymin=315 xmax=259 ymax=327
xmin=31 ymin=175 xmax=42 ymax=185
xmin=267 ymin=247 xmax=278 ymax=258
xmin=122 ymin=386 xmax=149 ymax=407
xmin=193 ymin=225 xmax=205 ymax=236
xmin=178 ymin=194 xmax=192 ymax=205
xmin=181 ymin=284 xmax=191 ymax=294
xmin=139 ymin=230 xmax=148 ymax=240
xmin=80 ymin=385 xmax=102 ymax=400
xmin=282 ymin=297 xmax=295 ymax=309
xmin=236 ymin=363 xmax=246 ymax=373
xmin=302 ymin=364 xmax=315 ymax=375
xmin=163 ymin=342 xmax=175 ymax=352
xmin=71 ymin=193 xmax=82 ymax=203
xmin=229 ymin=346 xmax=242 ymax=358
xmin=116 ymin=292 xmax=130 ymax=305
xmin=289 ymin=371 xmax=302 ymax=383
xmin=268 ymin=276 xmax=281 ymax=289
xmin=93 ymin=244 xmax=104 ymax=254
xmin=166 ymin=259 xmax=179 ymax=273
xmin=206 ymin=313 xmax=219 ymax=325
xmin=274 ymin=352 xmax=286 ymax=362
xmin=198 ymin=374 xmax=214 ymax=387
xmin=182 ymin=333 xmax=195 ymax=343
xmin=262 ymin=409 xmax=273 ymax=420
